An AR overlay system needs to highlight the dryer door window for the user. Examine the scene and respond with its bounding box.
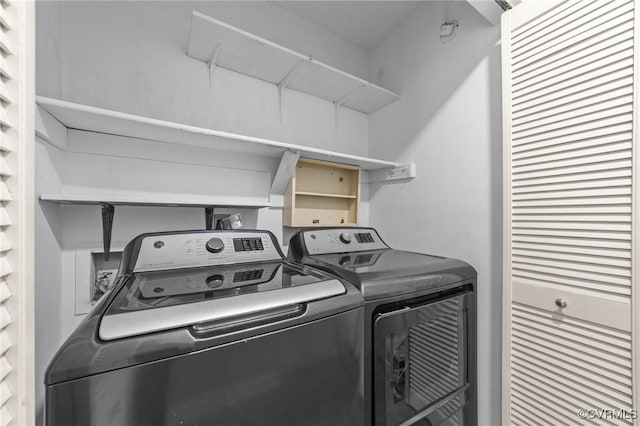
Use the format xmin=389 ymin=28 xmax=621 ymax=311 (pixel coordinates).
xmin=373 ymin=290 xmax=472 ymax=426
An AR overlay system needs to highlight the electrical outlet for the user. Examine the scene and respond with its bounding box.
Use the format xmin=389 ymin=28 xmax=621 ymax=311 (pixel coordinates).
xmin=388 ymin=164 xmax=416 ymax=179
xmin=367 ymin=163 xmax=416 ymax=183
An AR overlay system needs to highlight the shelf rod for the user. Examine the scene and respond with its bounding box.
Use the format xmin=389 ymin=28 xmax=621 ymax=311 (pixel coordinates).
xmin=100 ymin=203 xmax=115 ymax=261
xmin=207 ymin=44 xmax=221 ymax=89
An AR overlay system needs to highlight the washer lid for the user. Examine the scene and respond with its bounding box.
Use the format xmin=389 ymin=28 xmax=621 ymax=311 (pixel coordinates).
xmin=308 ymin=249 xmax=476 ymax=300
xmin=99 ymin=261 xmax=345 ymax=340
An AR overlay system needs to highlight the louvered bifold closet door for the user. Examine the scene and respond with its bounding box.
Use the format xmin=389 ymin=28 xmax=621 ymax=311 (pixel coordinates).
xmin=0 ymin=1 xmax=34 ymax=425
xmin=503 ymin=0 xmax=637 ymax=425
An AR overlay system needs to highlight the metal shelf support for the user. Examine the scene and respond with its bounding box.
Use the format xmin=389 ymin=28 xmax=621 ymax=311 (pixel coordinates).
xmin=277 ymin=60 xmax=305 ymax=123
xmin=207 ymin=44 xmax=221 ymax=89
xmin=334 ymin=84 xmax=366 ymax=133
xmin=205 ymin=206 xmax=215 ymax=230
xmin=100 ymin=203 xmax=115 ymax=261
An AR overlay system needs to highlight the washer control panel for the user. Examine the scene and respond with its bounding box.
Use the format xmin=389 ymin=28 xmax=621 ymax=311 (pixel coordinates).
xmin=134 ymin=231 xmax=281 ymax=272
xmin=302 ymin=228 xmax=388 ymax=255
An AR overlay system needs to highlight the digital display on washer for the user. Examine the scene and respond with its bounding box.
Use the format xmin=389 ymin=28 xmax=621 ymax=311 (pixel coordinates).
xmin=233 ymin=237 xmax=264 ymax=252
xmin=233 ymin=269 xmax=264 ymax=282
xmin=355 ymin=233 xmax=375 ymax=243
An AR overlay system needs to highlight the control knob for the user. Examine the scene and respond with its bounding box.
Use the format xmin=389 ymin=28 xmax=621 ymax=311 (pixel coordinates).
xmin=205 ymin=237 xmax=225 ymax=253
xmin=338 ymin=256 xmax=352 ymax=266
xmin=206 ymin=274 xmax=225 ymax=289
xmin=339 ymin=232 xmax=352 ymax=244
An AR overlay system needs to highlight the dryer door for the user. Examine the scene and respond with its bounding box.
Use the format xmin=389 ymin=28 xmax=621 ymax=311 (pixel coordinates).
xmin=373 ymin=288 xmax=474 ymax=426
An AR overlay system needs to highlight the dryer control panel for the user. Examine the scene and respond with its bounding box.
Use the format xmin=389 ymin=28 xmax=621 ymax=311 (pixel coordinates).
xmin=133 ymin=231 xmax=282 ymax=272
xmin=302 ymin=227 xmax=388 ymax=255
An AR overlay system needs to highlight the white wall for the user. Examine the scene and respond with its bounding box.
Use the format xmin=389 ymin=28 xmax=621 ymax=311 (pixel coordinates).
xmin=33 ymin=140 xmax=63 ymax=426
xmin=368 ymin=2 xmax=502 ymax=425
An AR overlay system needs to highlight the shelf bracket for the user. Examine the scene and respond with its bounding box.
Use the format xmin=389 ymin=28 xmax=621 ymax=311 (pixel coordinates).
xmin=207 ymin=44 xmax=221 ymax=89
xmin=333 ymin=84 xmax=366 ymax=134
xmin=277 ymin=60 xmax=305 ymax=124
xmin=205 ymin=206 xmax=215 ymax=230
xmin=271 ymin=150 xmax=300 ymax=194
xmin=100 ymin=203 xmax=115 ymax=261
xmin=270 ymin=150 xmax=300 ymax=207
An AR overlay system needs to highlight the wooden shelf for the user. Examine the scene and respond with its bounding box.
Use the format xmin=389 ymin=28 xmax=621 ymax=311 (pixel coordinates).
xmin=285 ymin=158 xmax=360 ymax=227
xmin=39 ymin=194 xmax=272 ymax=209
xmin=294 ymin=191 xmax=357 ymax=199
xmin=187 ymin=11 xmax=400 ymax=114
xmin=36 ymin=96 xmax=399 ymax=171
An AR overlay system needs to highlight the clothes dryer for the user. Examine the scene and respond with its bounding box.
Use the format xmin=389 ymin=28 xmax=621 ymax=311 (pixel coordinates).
xmin=289 ymin=227 xmax=477 ymax=426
